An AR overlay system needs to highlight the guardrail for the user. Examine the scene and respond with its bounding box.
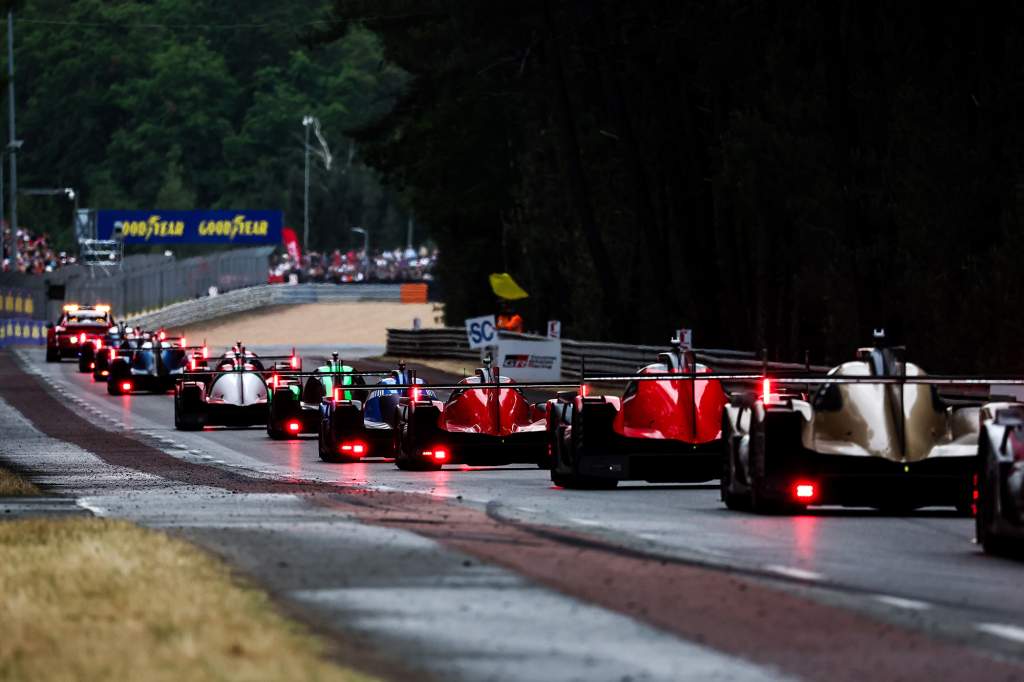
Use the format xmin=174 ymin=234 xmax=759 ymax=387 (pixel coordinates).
xmin=385 ymin=327 xmax=827 ymax=379
xmin=127 ymin=283 xmax=409 ymax=330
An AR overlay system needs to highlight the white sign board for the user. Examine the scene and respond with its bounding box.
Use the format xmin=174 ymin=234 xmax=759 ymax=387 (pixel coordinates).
xmin=465 ymin=314 xmax=498 ymax=350
xmin=547 ymin=320 xmax=561 ymax=339
xmin=497 ymin=338 xmax=562 ymax=382
xmin=676 ymin=328 xmax=693 ymax=350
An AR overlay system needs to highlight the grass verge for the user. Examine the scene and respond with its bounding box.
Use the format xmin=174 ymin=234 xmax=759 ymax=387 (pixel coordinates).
xmin=0 ymin=517 xmax=376 ymax=682
xmin=0 ymin=465 xmax=40 ymax=496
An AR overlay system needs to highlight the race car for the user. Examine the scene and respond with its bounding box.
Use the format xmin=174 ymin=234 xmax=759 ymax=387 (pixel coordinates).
xmin=547 ymin=338 xmax=730 ymax=489
xmin=318 ymin=362 xmax=437 ymax=462
xmin=266 ymin=353 xmax=367 ymax=439
xmin=107 ymin=332 xmax=202 ymax=395
xmin=45 ymin=304 xmax=114 ymax=362
xmin=976 ymin=402 xmax=1024 ymax=554
xmin=392 ymin=359 xmax=549 ymax=471
xmin=721 ymin=334 xmax=979 ymax=514
xmin=78 ymin=322 xmax=129 ymax=374
xmin=174 ymin=345 xmax=298 ymax=430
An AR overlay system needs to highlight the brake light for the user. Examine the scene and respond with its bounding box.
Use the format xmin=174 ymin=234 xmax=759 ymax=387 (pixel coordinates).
xmin=340 ymin=442 xmax=367 ymax=455
xmin=422 ymin=447 xmax=449 ymax=462
xmin=333 ymin=387 xmax=344 ymax=401
xmin=269 ymin=374 xmax=279 ymax=389
xmin=100 ymin=370 xmax=109 ymax=377
xmin=286 ymin=420 xmax=301 ymax=433
xmin=96 ymin=339 xmax=103 ymax=350
xmin=189 ymin=358 xmax=197 ymax=371
xmin=180 ymin=337 xmax=187 ymax=348
xmin=411 ymin=386 xmax=421 ymax=401
xmin=762 ymin=378 xmax=771 ymax=403
xmin=89 ymin=362 xmax=95 ymax=369
xmin=580 ymin=384 xmax=591 ymax=397
xmin=202 ymin=346 xmax=209 ymax=359
xmin=120 ymin=381 xmax=132 ymax=392
xmin=158 ymin=330 xmax=166 ymax=340
xmin=290 ymin=355 xmax=300 ymax=369
xmin=794 ymin=482 xmax=816 ymax=501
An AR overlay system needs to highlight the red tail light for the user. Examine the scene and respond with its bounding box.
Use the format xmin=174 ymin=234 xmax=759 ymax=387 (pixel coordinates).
xmin=100 ymin=370 xmax=109 ymax=377
xmin=422 ymin=447 xmax=449 ymax=462
xmin=580 ymin=384 xmax=591 ymax=397
xmin=202 ymin=346 xmax=209 ymax=359
xmin=286 ymin=420 xmax=301 ymax=433
xmin=411 ymin=386 xmax=421 ymax=401
xmin=290 ymin=355 xmax=300 ymax=369
xmin=158 ymin=330 xmax=166 ymax=340
xmin=793 ymin=482 xmax=816 ymax=501
xmin=340 ymin=442 xmax=367 ymax=455
xmin=333 ymin=387 xmax=345 ymax=401
xmin=762 ymin=378 xmax=772 ymax=403
xmin=120 ymin=381 xmax=132 ymax=392
xmin=189 ymin=358 xmax=197 ymax=371
xmin=89 ymin=362 xmax=95 ymax=369
xmin=269 ymin=374 xmax=279 ymax=389
xmin=96 ymin=339 xmax=103 ymax=350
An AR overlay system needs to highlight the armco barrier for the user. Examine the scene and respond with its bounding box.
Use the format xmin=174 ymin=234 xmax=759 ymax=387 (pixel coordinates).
xmin=126 ymin=283 xmax=408 ymax=330
xmin=385 ymin=327 xmax=827 ymax=379
xmin=0 ymin=318 xmax=46 ymax=347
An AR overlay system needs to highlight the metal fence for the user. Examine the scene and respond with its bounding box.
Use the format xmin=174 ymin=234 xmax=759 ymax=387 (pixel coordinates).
xmin=0 ymin=247 xmax=273 ymax=322
xmin=385 ymin=327 xmax=827 ymax=379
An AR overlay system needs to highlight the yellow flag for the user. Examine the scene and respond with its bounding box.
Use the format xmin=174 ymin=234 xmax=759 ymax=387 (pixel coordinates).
xmin=489 ymin=273 xmax=529 ymax=300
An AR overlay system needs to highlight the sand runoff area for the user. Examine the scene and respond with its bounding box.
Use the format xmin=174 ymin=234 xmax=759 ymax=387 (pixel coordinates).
xmin=175 ymin=301 xmax=443 ymax=347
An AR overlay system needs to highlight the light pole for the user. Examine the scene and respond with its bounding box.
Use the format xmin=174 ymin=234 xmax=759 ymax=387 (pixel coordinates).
xmin=21 ymin=187 xmax=78 ymax=241
xmin=7 ymin=10 xmax=18 ymax=265
xmin=351 ymin=227 xmax=368 ymax=256
xmin=302 ymin=115 xmax=313 ymax=252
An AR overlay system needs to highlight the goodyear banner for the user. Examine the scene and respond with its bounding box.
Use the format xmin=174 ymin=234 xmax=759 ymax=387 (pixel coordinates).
xmin=96 ymin=210 xmax=283 ymax=244
xmin=0 ymin=318 xmax=46 ymax=347
xmin=0 ymin=288 xmax=35 ymax=318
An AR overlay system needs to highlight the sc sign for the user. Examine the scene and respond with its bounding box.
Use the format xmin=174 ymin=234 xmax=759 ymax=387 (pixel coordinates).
xmin=465 ymin=315 xmax=497 ymax=350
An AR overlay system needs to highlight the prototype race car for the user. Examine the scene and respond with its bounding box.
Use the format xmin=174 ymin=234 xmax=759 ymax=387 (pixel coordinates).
xmin=107 ymin=332 xmax=200 ymax=395
xmin=267 ymin=353 xmax=366 ymax=439
xmin=174 ymin=346 xmax=298 ymax=430
xmin=976 ymin=402 xmax=1024 ymax=554
xmin=78 ymin=322 xmax=129 ymax=374
xmin=548 ymin=339 xmax=729 ymax=489
xmin=318 ymin=362 xmax=437 ymax=462
xmin=721 ymin=336 xmax=978 ymax=514
xmin=392 ymin=360 xmax=548 ymax=471
xmin=45 ymin=304 xmax=114 ymax=362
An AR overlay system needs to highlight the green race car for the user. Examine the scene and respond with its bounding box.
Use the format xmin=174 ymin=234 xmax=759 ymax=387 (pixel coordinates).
xmin=267 ymin=354 xmax=366 ymax=439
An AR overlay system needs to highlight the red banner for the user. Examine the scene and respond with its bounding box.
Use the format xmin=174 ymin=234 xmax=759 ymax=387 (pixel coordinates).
xmin=282 ymin=226 xmax=301 ymax=263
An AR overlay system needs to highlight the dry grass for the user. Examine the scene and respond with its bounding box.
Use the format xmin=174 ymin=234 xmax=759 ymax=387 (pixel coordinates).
xmin=0 ymin=466 xmax=40 ymax=496
xmin=0 ymin=517 xmax=376 ymax=682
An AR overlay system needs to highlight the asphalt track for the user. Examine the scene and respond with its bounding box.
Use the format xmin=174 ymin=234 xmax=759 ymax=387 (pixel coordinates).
xmin=10 ymin=346 xmax=1024 ymax=680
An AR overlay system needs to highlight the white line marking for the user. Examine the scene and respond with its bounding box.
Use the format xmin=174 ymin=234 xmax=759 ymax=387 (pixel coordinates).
xmin=873 ymin=595 xmax=931 ymax=611
xmin=977 ymin=623 xmax=1024 ymax=644
xmin=765 ymin=565 xmax=823 ymax=581
xmin=571 ymin=518 xmax=604 ymax=526
xmin=76 ymin=499 xmax=107 ymax=516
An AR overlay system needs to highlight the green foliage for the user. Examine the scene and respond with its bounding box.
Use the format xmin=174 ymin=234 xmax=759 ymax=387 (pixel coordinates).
xmin=321 ymin=0 xmax=1024 ymax=370
xmin=7 ymin=0 xmax=412 ymax=252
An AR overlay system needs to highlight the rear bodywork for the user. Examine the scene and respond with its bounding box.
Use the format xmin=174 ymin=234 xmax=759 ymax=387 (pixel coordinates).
xmin=549 ymin=351 xmax=728 ymax=488
xmin=721 ymin=346 xmax=978 ymax=513
xmin=976 ymin=403 xmax=1024 ymax=553
xmin=107 ymin=336 xmax=192 ymax=395
xmin=319 ymin=369 xmax=436 ymax=462
xmin=267 ymin=361 xmax=362 ymax=439
xmin=175 ymin=351 xmax=278 ymax=430
xmin=393 ymin=368 xmax=548 ymax=470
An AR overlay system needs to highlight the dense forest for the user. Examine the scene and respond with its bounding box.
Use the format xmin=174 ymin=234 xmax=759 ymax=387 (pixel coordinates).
xmin=317 ymin=1 xmax=1024 ymax=370
xmin=8 ymin=0 xmax=411 ymax=253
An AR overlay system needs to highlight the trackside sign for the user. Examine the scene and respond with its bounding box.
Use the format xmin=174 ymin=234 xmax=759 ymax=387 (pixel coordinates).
xmin=96 ymin=210 xmax=283 ymax=244
xmin=465 ymin=315 xmax=497 ymax=349
xmin=497 ymin=338 xmax=562 ymax=382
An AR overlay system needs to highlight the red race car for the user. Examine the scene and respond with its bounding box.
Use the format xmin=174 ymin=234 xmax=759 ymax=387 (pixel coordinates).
xmin=46 ymin=304 xmax=115 ymax=363
xmin=393 ymin=360 xmax=549 ymax=471
xmin=548 ymin=337 xmax=730 ymax=489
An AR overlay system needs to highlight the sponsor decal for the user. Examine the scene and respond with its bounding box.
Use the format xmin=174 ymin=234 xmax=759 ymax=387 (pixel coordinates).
xmin=97 ymin=210 xmax=282 ymax=244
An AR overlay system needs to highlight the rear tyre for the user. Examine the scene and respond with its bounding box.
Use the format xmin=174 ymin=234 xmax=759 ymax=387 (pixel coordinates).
xmin=550 ymin=469 xmax=618 ymax=490
xmin=978 ymin=443 xmax=1017 ymax=556
xmin=45 ymin=346 xmax=59 ymax=362
xmin=77 ymin=354 xmax=91 ymax=373
xmin=394 ymin=414 xmax=441 ymax=471
xmin=318 ymin=417 xmax=343 ymax=463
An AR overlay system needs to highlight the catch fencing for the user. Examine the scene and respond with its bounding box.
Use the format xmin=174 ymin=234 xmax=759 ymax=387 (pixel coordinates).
xmin=0 ymin=246 xmax=273 ymax=323
xmin=385 ymin=327 xmax=827 ymax=379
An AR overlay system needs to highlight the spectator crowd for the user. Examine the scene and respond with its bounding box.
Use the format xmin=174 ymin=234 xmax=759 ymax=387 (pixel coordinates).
xmin=268 ymin=246 xmax=437 ymax=284
xmin=1 ymin=225 xmax=77 ymax=273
